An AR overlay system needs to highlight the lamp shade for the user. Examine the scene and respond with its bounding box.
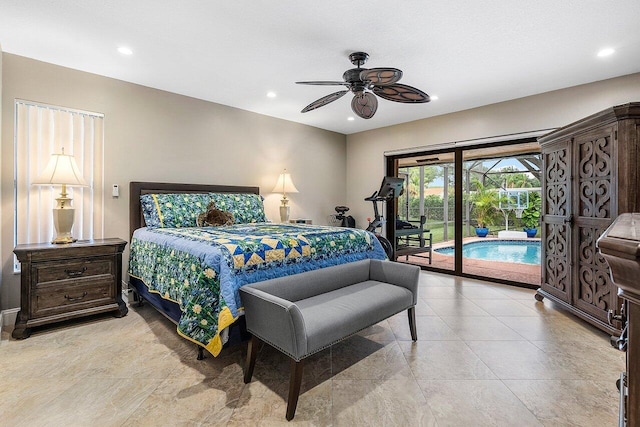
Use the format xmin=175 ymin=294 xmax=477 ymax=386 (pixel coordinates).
xmin=32 ymin=150 xmax=88 ymax=187
xmin=272 ymin=171 xmax=299 ymax=195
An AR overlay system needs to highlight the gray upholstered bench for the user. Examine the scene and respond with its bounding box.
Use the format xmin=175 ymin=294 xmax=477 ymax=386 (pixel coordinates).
xmin=239 ymin=258 xmax=420 ymax=420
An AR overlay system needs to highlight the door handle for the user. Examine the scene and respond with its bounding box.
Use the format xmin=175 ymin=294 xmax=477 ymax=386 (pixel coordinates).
xmin=65 ymin=267 xmax=87 ymax=277
xmin=64 ymin=291 xmax=88 ymax=301
xmin=608 ymin=309 xmax=623 ymax=325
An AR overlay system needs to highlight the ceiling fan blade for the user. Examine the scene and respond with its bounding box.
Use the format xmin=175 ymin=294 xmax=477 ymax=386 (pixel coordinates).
xmin=351 ymin=92 xmax=378 ymax=119
xmin=296 ymin=81 xmax=350 ymax=86
xmin=373 ymin=84 xmax=430 ymax=103
xmin=301 ymin=90 xmax=349 ymax=113
xmin=360 ymin=68 xmax=403 ymax=86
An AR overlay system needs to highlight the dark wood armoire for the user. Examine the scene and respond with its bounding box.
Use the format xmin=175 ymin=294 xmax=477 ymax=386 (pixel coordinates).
xmin=536 ymin=103 xmax=640 ymax=336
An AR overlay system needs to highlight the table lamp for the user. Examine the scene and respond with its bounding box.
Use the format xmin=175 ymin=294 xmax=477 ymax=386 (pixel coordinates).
xmin=272 ymin=169 xmax=299 ymax=222
xmin=32 ymin=148 xmax=88 ymax=244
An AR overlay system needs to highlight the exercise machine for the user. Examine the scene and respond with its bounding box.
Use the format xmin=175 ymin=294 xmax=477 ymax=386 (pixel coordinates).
xmin=333 ymin=206 xmax=356 ymax=228
xmin=365 ymin=176 xmax=405 ymax=259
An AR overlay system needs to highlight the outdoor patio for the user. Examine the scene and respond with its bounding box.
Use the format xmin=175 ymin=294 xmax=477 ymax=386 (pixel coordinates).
xmin=397 ymin=237 xmax=541 ymax=286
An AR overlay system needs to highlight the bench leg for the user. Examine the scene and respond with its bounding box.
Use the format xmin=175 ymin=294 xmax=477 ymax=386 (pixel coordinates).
xmin=408 ymin=307 xmax=417 ymax=341
xmin=286 ymin=358 xmax=304 ymax=421
xmin=244 ymin=335 xmax=260 ymax=384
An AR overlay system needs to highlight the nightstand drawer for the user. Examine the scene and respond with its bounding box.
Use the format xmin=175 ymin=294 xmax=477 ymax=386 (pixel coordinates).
xmin=32 ymin=279 xmax=116 ymax=317
xmin=35 ymin=258 xmax=113 ymax=284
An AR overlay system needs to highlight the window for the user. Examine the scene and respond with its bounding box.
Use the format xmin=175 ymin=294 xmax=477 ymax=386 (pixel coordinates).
xmin=13 ymin=100 xmax=104 ymax=270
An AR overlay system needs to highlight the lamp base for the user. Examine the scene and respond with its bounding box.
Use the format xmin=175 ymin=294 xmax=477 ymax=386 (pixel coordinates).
xmin=52 ymin=235 xmax=77 ymax=244
xmin=279 ymin=205 xmax=290 ymax=223
xmin=52 ymin=207 xmax=77 ymax=244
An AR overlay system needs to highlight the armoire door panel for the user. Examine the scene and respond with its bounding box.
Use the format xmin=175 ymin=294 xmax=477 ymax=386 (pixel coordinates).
xmin=541 ymin=141 xmax=572 ymax=303
xmin=573 ymin=225 xmax=616 ymax=322
xmin=543 ymin=146 xmax=571 ymax=217
xmin=572 ymin=127 xmax=617 ymax=324
xmin=574 ymin=126 xmax=616 ymax=221
xmin=542 ymin=221 xmax=571 ymax=301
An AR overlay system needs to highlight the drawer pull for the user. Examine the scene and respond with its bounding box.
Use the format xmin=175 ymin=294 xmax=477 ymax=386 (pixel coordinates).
xmin=64 ymin=292 xmax=88 ymax=301
xmin=65 ymin=267 xmax=87 ymax=277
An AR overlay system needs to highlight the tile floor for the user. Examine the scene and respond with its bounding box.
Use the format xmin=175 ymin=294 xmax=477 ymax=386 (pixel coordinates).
xmin=0 ymin=271 xmax=625 ymax=426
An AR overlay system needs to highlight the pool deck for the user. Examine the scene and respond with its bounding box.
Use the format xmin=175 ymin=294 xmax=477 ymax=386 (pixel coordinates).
xmin=398 ymin=236 xmax=542 ymax=286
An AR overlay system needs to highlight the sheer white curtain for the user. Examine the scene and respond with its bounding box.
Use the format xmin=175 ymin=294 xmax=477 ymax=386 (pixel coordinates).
xmin=14 ymin=100 xmax=104 ymax=268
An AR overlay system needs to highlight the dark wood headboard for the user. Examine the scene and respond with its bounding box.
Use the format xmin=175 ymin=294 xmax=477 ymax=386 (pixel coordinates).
xmin=129 ymin=181 xmax=261 ymax=238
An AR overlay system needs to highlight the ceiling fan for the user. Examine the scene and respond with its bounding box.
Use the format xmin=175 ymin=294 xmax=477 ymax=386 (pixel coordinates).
xmin=296 ymin=52 xmax=430 ymax=119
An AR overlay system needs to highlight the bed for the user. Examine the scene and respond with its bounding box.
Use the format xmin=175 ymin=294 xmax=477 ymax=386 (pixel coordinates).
xmin=127 ymin=181 xmax=387 ymax=357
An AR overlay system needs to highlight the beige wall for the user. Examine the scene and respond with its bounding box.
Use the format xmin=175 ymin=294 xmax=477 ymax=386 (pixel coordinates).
xmin=0 ymin=53 xmax=347 ymax=310
xmin=346 ymin=72 xmax=640 ymax=227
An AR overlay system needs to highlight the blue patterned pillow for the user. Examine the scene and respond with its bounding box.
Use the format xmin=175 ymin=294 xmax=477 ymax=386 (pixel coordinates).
xmin=209 ymin=193 xmax=267 ymax=224
xmin=140 ymin=192 xmax=266 ymax=228
xmin=140 ymin=193 xmax=213 ymax=228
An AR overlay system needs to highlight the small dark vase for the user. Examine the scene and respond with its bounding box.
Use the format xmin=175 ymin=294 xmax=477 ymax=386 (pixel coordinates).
xmin=475 ymin=227 xmax=489 ymax=237
xmin=523 ymin=228 xmax=538 ymax=238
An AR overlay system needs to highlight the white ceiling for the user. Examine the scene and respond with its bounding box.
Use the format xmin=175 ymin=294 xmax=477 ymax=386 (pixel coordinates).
xmin=1 ymin=1 xmax=639 ymax=135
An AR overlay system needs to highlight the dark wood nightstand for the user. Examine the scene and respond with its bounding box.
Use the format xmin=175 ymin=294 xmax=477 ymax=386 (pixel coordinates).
xmin=12 ymin=238 xmax=128 ymax=339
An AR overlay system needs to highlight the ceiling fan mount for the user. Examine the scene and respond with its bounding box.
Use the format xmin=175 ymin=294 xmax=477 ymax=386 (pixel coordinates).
xmin=297 ymin=51 xmax=430 ymax=119
xmin=348 ymin=51 xmax=369 ymax=67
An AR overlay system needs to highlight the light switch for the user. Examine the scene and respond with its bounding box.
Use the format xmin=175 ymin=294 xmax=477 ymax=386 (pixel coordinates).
xmin=112 ymin=184 xmax=119 ymax=197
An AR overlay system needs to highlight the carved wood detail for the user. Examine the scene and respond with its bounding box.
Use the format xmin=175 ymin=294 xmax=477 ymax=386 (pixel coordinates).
xmin=577 ymin=226 xmax=613 ymax=311
xmin=544 ymin=223 xmax=569 ymax=293
xmin=577 ymin=136 xmax=612 ymax=219
xmin=544 ymin=149 xmax=569 ymax=216
xmin=543 ymin=144 xmax=570 ymax=299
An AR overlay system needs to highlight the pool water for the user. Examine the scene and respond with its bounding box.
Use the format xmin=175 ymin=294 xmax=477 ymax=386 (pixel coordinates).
xmin=435 ymin=240 xmax=541 ymax=265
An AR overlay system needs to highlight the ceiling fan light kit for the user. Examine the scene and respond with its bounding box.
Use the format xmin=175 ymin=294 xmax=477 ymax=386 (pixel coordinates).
xmin=297 ymin=52 xmax=430 ymax=119
xmin=351 ymin=92 xmax=377 ymax=119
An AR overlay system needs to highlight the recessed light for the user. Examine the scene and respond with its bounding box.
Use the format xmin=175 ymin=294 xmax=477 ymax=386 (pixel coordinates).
xmin=117 ymin=46 xmax=133 ymax=55
xmin=430 ymin=95 xmax=439 ymax=101
xmin=597 ymin=48 xmax=615 ymax=57
xmin=347 ymin=117 xmax=355 ymax=121
xmin=267 ymin=91 xmax=277 ymax=98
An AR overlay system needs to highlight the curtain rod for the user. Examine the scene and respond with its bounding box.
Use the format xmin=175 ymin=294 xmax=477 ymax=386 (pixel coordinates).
xmin=383 ymin=129 xmax=554 ymax=157
xmin=16 ymin=99 xmax=104 ymax=118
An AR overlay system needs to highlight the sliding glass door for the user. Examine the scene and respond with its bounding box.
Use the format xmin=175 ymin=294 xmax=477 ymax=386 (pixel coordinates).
xmin=387 ymin=139 xmax=542 ymax=286
xmin=396 ymin=154 xmax=456 ymax=271
xmin=461 ymin=147 xmax=541 ymax=285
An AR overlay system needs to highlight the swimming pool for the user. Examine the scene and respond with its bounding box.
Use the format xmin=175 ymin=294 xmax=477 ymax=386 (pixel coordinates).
xmin=434 ymin=240 xmax=541 ymax=265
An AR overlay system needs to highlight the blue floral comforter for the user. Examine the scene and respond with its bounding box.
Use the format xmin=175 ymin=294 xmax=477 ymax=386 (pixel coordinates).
xmin=128 ymin=223 xmax=386 ymax=356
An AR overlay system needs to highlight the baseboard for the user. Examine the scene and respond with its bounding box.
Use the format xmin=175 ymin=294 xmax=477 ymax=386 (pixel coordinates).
xmin=0 ymin=308 xmax=20 ymax=336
